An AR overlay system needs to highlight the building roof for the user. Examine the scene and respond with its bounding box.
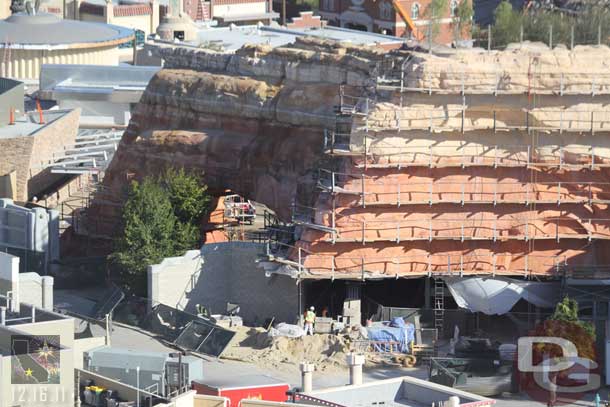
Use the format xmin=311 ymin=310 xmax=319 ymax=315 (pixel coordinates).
xmin=177 ymin=23 xmax=403 ymax=52
xmin=0 ymin=108 xmax=73 ymax=139
xmin=0 ymin=12 xmax=134 ymax=49
xmin=86 ymin=346 xmax=169 ymax=372
xmin=113 ymin=3 xmax=153 ymax=16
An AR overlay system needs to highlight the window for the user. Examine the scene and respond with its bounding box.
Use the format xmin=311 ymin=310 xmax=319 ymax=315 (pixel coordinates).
xmin=379 ymin=1 xmax=392 ymax=20
xmin=411 ymin=3 xmax=419 ymax=20
xmin=450 ymin=0 xmax=458 ymax=17
xmin=323 ymin=0 xmax=335 ymax=11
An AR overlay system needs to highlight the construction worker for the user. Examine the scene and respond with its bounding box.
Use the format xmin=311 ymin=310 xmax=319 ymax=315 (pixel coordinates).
xmin=304 ymin=306 xmax=316 ymax=335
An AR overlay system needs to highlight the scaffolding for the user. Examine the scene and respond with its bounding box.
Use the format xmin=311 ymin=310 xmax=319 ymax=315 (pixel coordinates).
xmin=317 ymin=171 xmax=610 ymax=206
xmin=376 ymin=69 xmax=610 ymax=96
xmin=297 ymin=208 xmax=610 ymax=243
xmin=324 ymin=136 xmax=610 ymax=169
xmin=265 ymin=241 xmax=568 ymax=280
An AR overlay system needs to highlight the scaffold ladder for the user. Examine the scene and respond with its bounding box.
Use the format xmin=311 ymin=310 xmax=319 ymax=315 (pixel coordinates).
xmin=434 ymin=278 xmax=445 ymax=338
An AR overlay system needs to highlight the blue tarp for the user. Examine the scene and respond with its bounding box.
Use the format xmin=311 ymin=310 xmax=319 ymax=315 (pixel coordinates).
xmin=367 ymin=317 xmax=415 ymax=353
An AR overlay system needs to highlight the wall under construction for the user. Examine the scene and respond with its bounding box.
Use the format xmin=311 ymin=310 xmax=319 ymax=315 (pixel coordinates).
xmin=96 ymin=38 xmax=610 ymax=283
xmin=290 ymin=43 xmax=610 ymax=280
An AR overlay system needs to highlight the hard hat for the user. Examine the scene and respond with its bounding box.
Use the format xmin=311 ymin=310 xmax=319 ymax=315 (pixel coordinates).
xmin=310 ymin=306 xmax=315 ymax=311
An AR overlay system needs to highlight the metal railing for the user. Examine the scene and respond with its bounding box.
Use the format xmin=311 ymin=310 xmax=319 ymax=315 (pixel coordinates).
xmin=376 ymin=70 xmax=610 ymax=96
xmin=322 ymin=216 xmax=610 ymax=243
xmin=321 ymin=140 xmax=609 ymax=169
xmin=319 ymin=177 xmax=610 ymax=207
xmin=365 ymin=107 xmax=610 ymax=133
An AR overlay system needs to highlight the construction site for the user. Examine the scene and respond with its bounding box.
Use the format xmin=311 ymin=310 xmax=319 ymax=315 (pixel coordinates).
xmin=51 ymin=29 xmax=600 ymax=394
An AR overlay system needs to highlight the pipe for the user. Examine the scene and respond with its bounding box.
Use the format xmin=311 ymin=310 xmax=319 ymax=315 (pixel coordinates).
xmin=0 ymin=306 xmax=5 ymax=325
xmin=299 ymin=362 xmax=314 ymax=393
xmin=346 ymin=353 xmax=364 ymax=386
xmin=31 ymin=305 xmax=35 ymax=323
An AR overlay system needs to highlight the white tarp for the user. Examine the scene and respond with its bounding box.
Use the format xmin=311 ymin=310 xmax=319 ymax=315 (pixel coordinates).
xmin=443 ymin=277 xmax=559 ymax=315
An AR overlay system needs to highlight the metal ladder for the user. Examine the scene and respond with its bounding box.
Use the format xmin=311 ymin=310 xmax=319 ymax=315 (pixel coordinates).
xmin=434 ymin=278 xmax=445 ymax=338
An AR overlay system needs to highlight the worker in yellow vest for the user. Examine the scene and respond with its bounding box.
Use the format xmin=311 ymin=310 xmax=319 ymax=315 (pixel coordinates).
xmin=304 ymin=306 xmax=316 ymax=336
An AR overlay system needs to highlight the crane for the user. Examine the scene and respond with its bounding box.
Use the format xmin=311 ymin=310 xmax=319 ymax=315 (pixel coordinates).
xmin=392 ymin=0 xmax=424 ymax=41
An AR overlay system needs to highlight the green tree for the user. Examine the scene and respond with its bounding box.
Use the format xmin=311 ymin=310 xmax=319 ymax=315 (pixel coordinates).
xmin=110 ymin=171 xmax=207 ymax=295
xmin=425 ymin=0 xmax=449 ymax=39
xmin=162 ymin=167 xmax=211 ymax=224
xmin=110 ymin=178 xmax=181 ymax=294
xmin=453 ymin=0 xmax=474 ymax=40
xmin=549 ymin=296 xmax=595 ymax=339
xmin=491 ymin=1 xmax=522 ymax=48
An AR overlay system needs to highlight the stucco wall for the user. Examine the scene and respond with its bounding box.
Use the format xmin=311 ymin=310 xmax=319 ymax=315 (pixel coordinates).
xmin=2 ymin=46 xmax=120 ymax=80
xmin=27 ymin=108 xmax=81 ymax=200
xmin=0 ymin=108 xmax=80 ymax=202
xmin=0 ymin=132 xmax=35 ymax=202
xmin=149 ymin=242 xmax=299 ymax=325
xmin=213 ymin=2 xmax=266 ymax=17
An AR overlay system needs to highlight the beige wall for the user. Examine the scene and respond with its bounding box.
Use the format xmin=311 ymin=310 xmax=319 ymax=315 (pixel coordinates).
xmin=79 ymin=11 xmax=107 ymax=23
xmin=194 ymin=395 xmax=229 ymax=407
xmin=111 ymin=14 xmax=156 ymax=38
xmin=0 ymin=134 xmax=34 ymax=202
xmin=213 ymin=2 xmax=266 ymax=17
xmin=27 ymin=108 xmax=81 ymax=200
xmin=1 ymin=46 xmax=120 ymax=80
xmin=0 ymin=0 xmax=9 ymax=19
xmin=0 ymin=108 xmax=81 ymax=202
xmin=72 ymin=337 xmax=106 ymax=369
xmin=0 ymin=170 xmax=17 ymax=200
xmin=240 ymin=401 xmax=311 ymax=407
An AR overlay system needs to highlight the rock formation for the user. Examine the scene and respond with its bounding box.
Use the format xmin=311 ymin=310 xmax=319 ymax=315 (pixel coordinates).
xmin=96 ymin=39 xmax=610 ymax=280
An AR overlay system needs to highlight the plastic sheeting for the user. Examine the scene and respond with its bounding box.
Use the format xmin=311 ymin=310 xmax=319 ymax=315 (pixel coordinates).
xmin=367 ymin=317 xmax=415 ymax=353
xmin=443 ymin=277 xmax=559 ymax=315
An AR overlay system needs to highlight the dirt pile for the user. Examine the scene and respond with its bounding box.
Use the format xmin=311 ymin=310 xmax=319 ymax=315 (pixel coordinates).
xmin=222 ymin=326 xmax=351 ymax=373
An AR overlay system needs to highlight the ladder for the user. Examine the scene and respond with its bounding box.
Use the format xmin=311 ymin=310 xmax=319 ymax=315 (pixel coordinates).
xmin=434 ymin=278 xmax=445 ymax=338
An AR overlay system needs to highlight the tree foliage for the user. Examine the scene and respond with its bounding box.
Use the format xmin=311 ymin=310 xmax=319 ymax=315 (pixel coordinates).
xmin=491 ymin=1 xmax=523 ymax=47
xmin=110 ymin=168 xmax=211 ymax=295
xmin=488 ymin=1 xmax=610 ymax=48
xmin=162 ymin=167 xmax=211 ymax=224
xmin=425 ymin=0 xmax=449 ymax=38
xmin=549 ymin=296 xmax=595 ymax=339
xmin=454 ymin=0 xmax=474 ymax=36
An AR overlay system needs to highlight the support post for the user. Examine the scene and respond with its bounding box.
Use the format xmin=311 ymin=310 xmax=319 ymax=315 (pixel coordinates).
xmin=346 ymin=353 xmax=365 ymax=386
xmin=487 ymin=25 xmax=491 ymax=51
xmin=0 ymin=306 xmax=5 ymax=326
xmin=300 ymin=362 xmax=314 ymax=392
xmin=397 ymin=183 xmax=401 ymax=207
xmin=549 ymin=24 xmax=553 ymax=48
xmin=361 ymin=173 xmax=366 ymax=208
xmin=520 ymin=25 xmax=524 ymax=44
xmin=570 ymin=25 xmax=574 ymax=50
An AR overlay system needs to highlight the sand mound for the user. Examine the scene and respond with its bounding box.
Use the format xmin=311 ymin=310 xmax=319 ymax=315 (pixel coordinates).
xmin=222 ymin=326 xmax=350 ymax=373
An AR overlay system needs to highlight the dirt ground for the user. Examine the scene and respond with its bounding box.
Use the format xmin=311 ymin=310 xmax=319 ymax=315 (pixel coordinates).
xmin=221 ymin=326 xmax=352 ymax=373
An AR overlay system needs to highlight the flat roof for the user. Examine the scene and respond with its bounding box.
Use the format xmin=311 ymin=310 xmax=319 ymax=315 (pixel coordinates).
xmin=39 ymin=64 xmax=160 ymax=95
xmin=0 ymin=109 xmax=72 ymax=139
xmin=194 ymin=374 xmax=288 ymax=390
xmin=0 ymin=12 xmax=133 ymax=49
xmin=168 ymin=23 xmax=403 ymax=52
